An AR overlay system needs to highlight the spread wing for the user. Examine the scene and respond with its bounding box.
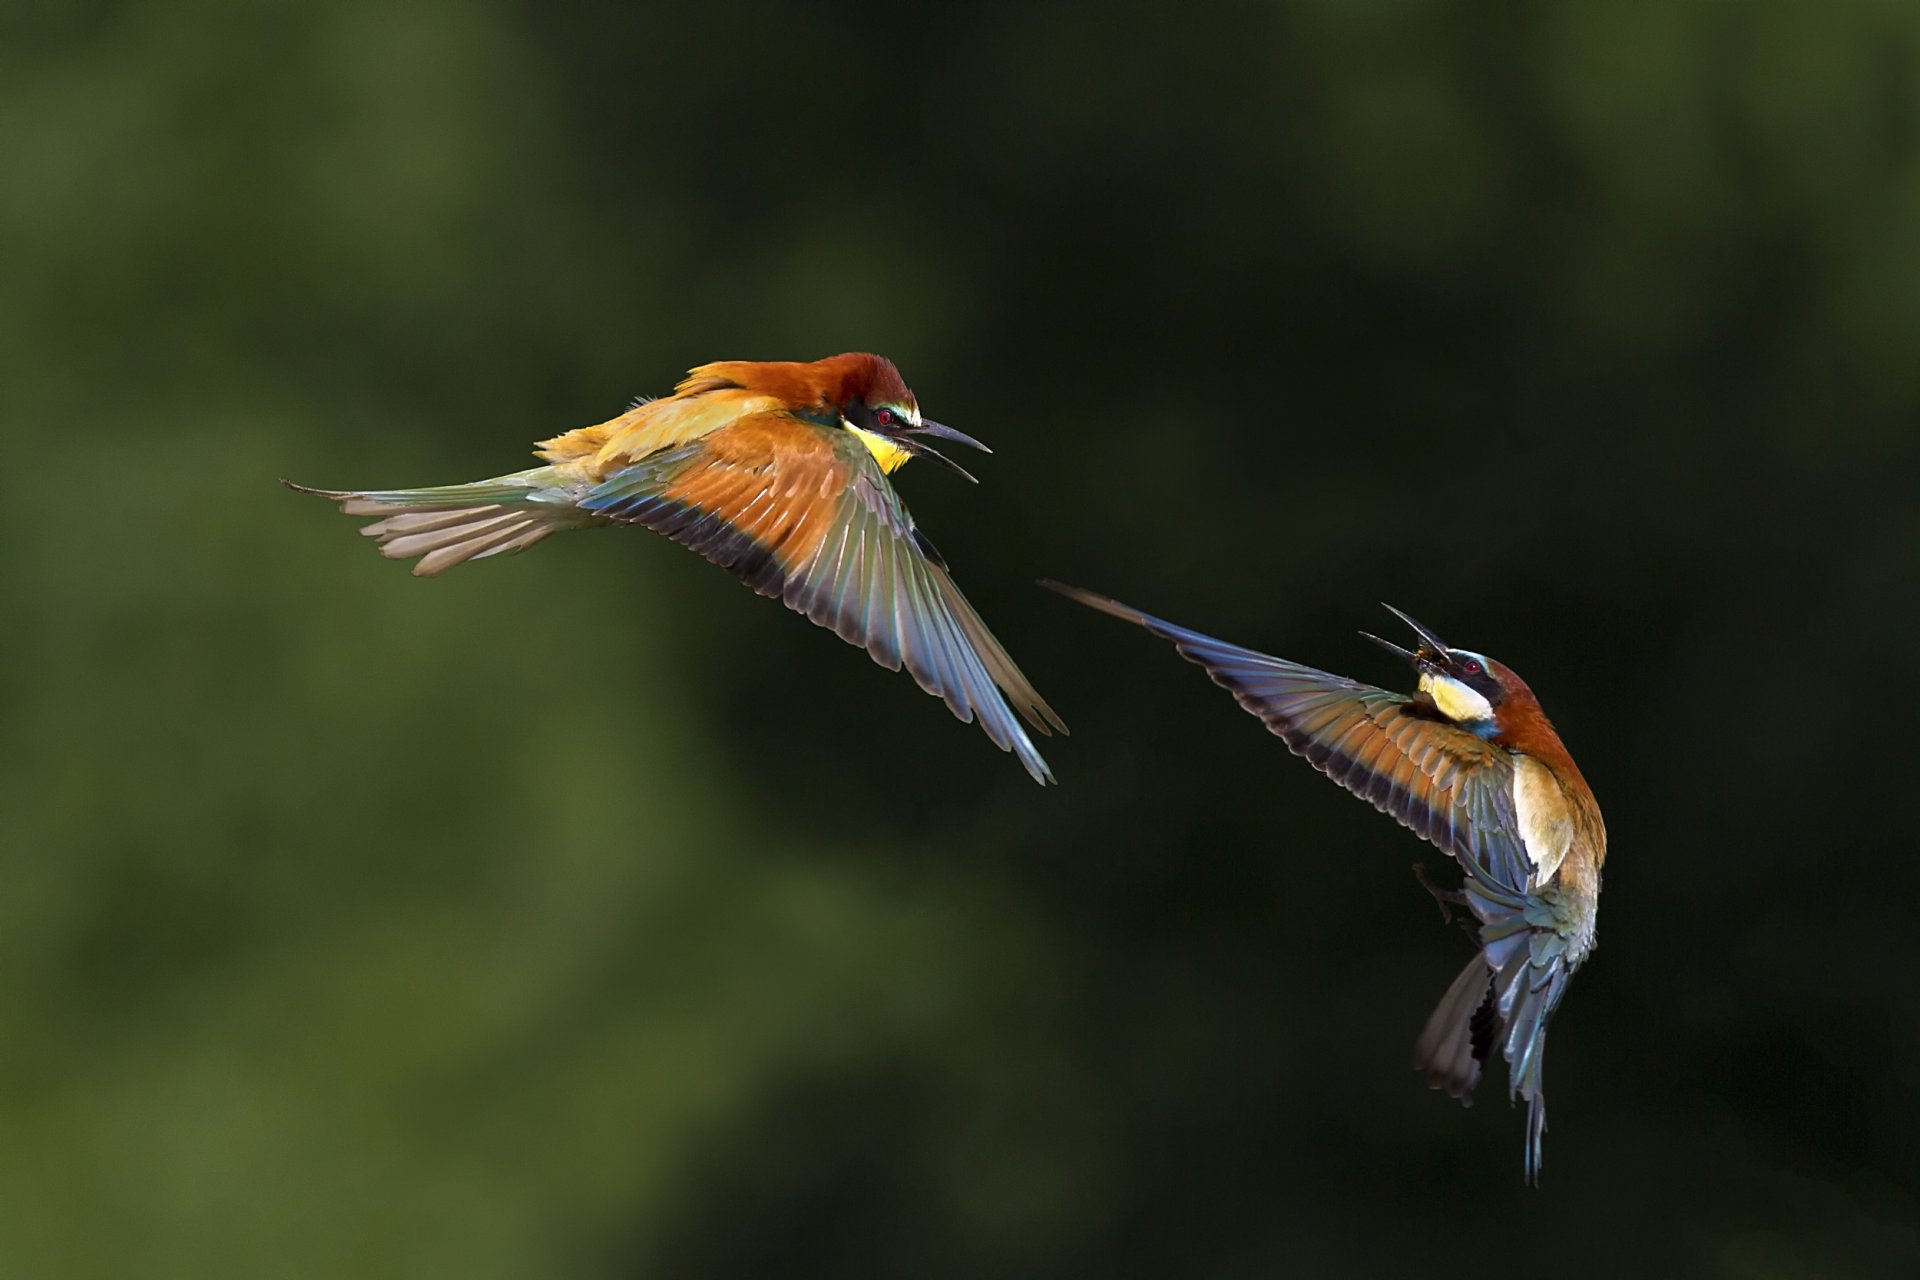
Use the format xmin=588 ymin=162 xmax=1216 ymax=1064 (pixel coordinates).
xmin=582 ymin=413 xmax=1065 ymax=784
xmin=1048 ymin=583 xmax=1578 ymax=1181
xmin=1046 ymin=584 xmax=1533 ymax=892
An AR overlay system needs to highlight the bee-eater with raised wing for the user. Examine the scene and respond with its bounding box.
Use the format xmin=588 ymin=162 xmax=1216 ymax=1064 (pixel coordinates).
xmin=1046 ymin=584 xmax=1605 ymax=1182
xmin=286 ymin=353 xmax=1066 ymax=783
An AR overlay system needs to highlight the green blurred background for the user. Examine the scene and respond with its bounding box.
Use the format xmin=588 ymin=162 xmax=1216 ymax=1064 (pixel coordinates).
xmin=6 ymin=0 xmax=1917 ymax=1274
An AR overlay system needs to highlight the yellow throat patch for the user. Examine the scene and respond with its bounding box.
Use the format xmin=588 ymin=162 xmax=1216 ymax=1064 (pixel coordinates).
xmin=1419 ymin=670 xmax=1496 ymax=726
xmin=846 ymin=424 xmax=914 ymax=474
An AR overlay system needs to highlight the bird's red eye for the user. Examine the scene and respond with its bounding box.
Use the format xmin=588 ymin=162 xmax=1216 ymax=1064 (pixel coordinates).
xmin=875 ymin=408 xmax=895 ymax=428
xmin=1463 ymin=660 xmax=1482 ymax=675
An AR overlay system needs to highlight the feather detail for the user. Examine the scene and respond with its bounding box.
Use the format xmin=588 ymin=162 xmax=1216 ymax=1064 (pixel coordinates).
xmin=578 ymin=413 xmax=1061 ymax=782
xmin=282 ymin=472 xmax=599 ymax=576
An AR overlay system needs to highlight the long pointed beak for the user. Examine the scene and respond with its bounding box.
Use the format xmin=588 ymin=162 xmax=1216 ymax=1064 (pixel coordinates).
xmin=1360 ymin=630 xmax=1427 ymax=672
xmin=1380 ymin=604 xmax=1451 ymax=657
xmin=879 ymin=417 xmax=990 ymax=483
xmin=913 ymin=418 xmax=991 ymax=454
xmin=892 ymin=435 xmax=980 ymax=484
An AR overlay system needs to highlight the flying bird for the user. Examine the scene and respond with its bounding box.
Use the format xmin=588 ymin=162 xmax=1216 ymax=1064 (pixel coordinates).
xmin=1046 ymin=584 xmax=1605 ymax=1181
xmin=287 ymin=354 xmax=1065 ymax=783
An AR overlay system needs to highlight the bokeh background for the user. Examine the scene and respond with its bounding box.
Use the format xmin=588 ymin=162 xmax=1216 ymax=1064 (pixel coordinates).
xmin=6 ymin=1 xmax=1917 ymax=1275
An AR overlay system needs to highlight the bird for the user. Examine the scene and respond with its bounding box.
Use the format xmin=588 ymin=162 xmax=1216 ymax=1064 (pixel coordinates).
xmin=1044 ymin=583 xmax=1605 ymax=1182
xmin=285 ymin=353 xmax=1066 ymax=783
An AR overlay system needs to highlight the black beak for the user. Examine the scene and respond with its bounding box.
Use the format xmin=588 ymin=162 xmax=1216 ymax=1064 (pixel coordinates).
xmin=914 ymin=418 xmax=991 ymax=454
xmin=882 ymin=417 xmax=991 ymax=484
xmin=1360 ymin=629 xmax=1426 ymax=671
xmin=1360 ymin=604 xmax=1452 ymax=674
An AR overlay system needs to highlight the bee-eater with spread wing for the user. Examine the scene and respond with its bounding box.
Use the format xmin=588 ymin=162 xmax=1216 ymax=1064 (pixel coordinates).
xmin=287 ymin=353 xmax=1065 ymax=783
xmin=1046 ymin=584 xmax=1605 ymax=1182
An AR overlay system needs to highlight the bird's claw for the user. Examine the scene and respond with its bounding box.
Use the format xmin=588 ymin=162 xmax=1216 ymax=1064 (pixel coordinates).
xmin=1412 ymin=862 xmax=1467 ymax=924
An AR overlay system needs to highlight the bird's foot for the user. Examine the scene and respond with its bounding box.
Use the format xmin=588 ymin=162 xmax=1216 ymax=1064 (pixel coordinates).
xmin=1412 ymin=862 xmax=1468 ymax=924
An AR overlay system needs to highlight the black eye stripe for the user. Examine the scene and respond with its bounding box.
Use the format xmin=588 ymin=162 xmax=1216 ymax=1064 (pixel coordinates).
xmin=1445 ymin=652 xmax=1501 ymax=702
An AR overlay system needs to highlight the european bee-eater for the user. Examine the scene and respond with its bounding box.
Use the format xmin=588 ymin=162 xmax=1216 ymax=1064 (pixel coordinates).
xmin=287 ymin=353 xmax=1065 ymax=783
xmin=1046 ymin=585 xmax=1605 ymax=1182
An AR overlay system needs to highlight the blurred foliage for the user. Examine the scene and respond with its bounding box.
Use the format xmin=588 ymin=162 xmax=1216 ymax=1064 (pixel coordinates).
xmin=2 ymin=0 xmax=1917 ymax=1275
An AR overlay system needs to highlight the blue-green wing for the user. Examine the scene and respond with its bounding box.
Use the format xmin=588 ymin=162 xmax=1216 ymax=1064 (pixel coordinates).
xmin=1048 ymin=583 xmax=1575 ymax=1180
xmin=1050 ymin=585 xmax=1532 ymax=893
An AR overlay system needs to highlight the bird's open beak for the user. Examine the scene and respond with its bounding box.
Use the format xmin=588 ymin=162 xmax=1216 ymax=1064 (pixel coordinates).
xmin=914 ymin=419 xmax=991 ymax=454
xmin=1360 ymin=604 xmax=1453 ymax=676
xmin=884 ymin=418 xmax=991 ymax=484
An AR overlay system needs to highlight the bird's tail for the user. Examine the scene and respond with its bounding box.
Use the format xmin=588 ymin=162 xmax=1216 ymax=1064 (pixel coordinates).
xmin=1413 ymin=926 xmax=1566 ymax=1185
xmin=1413 ymin=953 xmax=1498 ymax=1107
xmin=283 ymin=468 xmax=598 ymax=577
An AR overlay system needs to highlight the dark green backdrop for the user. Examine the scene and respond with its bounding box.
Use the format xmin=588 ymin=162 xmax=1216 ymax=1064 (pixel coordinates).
xmin=6 ymin=1 xmax=1916 ymax=1275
